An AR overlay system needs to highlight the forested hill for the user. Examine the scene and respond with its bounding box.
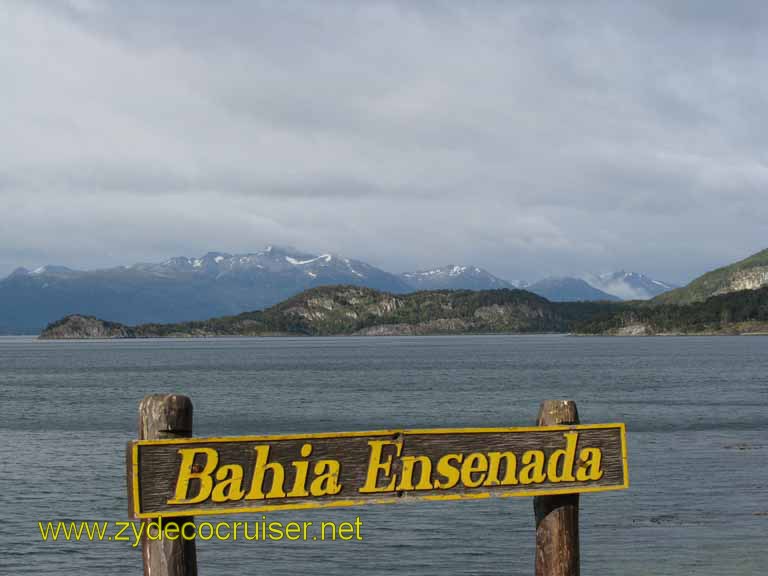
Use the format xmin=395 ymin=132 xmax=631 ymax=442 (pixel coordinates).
xmin=578 ymin=286 xmax=768 ymax=335
xmin=38 ymin=284 xmax=768 ymax=339
xmin=652 ymin=247 xmax=768 ymax=305
xmin=39 ymin=286 xmax=621 ymax=338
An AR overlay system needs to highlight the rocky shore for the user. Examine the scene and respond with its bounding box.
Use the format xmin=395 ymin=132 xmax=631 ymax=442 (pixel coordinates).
xmin=39 ymin=315 xmax=135 ymax=339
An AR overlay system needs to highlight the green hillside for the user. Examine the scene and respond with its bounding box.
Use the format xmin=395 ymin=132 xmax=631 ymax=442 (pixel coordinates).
xmin=653 ymin=248 xmax=768 ymax=305
xmin=40 ymin=285 xmax=623 ymax=338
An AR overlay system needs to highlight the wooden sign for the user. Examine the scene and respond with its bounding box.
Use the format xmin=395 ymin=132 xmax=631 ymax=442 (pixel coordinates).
xmin=128 ymin=423 xmax=628 ymax=519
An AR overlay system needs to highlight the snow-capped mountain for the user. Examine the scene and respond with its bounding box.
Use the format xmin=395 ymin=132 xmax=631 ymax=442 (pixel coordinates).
xmin=399 ymin=265 xmax=515 ymax=291
xmin=0 ymin=246 xmax=410 ymax=334
xmin=583 ymin=271 xmax=677 ymax=300
xmin=20 ymin=265 xmax=80 ymax=277
xmin=0 ymin=244 xmax=682 ymax=334
xmin=129 ymin=246 xmax=406 ymax=288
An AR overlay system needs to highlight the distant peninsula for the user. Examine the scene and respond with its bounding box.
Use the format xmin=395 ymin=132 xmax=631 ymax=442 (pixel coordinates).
xmin=577 ymin=285 xmax=768 ymax=336
xmin=40 ymin=286 xmax=600 ymax=338
xmin=38 ymin=284 xmax=768 ymax=339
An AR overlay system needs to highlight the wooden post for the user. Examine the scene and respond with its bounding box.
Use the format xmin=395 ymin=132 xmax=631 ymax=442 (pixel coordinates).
xmin=138 ymin=394 xmax=198 ymax=576
xmin=534 ymin=400 xmax=579 ymax=576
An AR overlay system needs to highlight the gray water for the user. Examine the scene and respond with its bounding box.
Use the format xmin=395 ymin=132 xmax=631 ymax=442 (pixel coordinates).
xmin=1 ymin=335 xmax=766 ymax=575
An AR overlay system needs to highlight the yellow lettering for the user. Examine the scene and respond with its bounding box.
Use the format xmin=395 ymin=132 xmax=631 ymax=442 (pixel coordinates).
xmin=484 ymin=452 xmax=517 ymax=486
xmin=211 ymin=464 xmax=245 ymax=502
xmin=396 ymin=455 xmax=433 ymax=491
xmin=268 ymin=521 xmax=283 ymax=541
xmin=519 ymin=450 xmax=546 ymax=484
xmin=310 ymin=460 xmax=342 ymax=496
xmin=359 ymin=439 xmax=402 ymax=493
xmin=434 ymin=453 xmax=463 ymax=489
xmin=460 ymin=453 xmax=488 ymax=488
xmin=576 ymin=448 xmax=604 ymax=481
xmin=168 ymin=447 xmax=218 ymax=504
xmin=246 ymin=445 xmax=286 ymax=500
xmin=287 ymin=443 xmax=313 ymax=498
xmin=547 ymin=432 xmax=578 ymax=483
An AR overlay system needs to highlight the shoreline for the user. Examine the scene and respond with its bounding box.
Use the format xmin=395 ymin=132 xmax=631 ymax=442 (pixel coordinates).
xmin=29 ymin=330 xmax=768 ymax=340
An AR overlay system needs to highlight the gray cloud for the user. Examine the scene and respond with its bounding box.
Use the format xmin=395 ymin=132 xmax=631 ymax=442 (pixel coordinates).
xmin=2 ymin=0 xmax=768 ymax=284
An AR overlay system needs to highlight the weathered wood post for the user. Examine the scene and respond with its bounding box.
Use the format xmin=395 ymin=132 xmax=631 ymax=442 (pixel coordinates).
xmin=138 ymin=394 xmax=198 ymax=576
xmin=534 ymin=400 xmax=580 ymax=576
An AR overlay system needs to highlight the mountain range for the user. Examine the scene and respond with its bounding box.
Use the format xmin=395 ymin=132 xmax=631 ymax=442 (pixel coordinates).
xmin=400 ymin=265 xmax=516 ymax=291
xmin=0 ymin=247 xmax=409 ymax=334
xmin=8 ymin=244 xmax=768 ymax=334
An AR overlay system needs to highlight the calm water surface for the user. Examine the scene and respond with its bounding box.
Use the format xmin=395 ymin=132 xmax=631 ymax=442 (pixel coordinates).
xmin=0 ymin=335 xmax=766 ymax=575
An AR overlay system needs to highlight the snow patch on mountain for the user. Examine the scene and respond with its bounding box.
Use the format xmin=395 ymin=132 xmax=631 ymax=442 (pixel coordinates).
xmin=29 ymin=265 xmax=77 ymax=276
xmin=285 ymin=254 xmax=333 ymax=266
xmin=400 ymin=265 xmax=514 ymax=290
xmin=583 ymin=271 xmax=677 ymax=300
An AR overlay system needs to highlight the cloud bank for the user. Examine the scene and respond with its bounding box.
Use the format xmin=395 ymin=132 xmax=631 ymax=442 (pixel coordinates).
xmin=3 ymin=0 xmax=768 ymax=283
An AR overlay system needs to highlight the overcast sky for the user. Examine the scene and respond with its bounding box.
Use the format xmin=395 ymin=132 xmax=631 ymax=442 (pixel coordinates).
xmin=2 ymin=1 xmax=767 ymax=284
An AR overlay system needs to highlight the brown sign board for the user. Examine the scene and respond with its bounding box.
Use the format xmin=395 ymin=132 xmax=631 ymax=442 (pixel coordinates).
xmin=128 ymin=424 xmax=628 ymax=519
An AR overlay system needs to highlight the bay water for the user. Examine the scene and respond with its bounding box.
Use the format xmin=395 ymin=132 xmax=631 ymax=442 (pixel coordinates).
xmin=1 ymin=335 xmax=766 ymax=575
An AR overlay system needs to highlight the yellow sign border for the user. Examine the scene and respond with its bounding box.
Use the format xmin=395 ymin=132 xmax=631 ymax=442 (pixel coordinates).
xmin=130 ymin=423 xmax=628 ymax=519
